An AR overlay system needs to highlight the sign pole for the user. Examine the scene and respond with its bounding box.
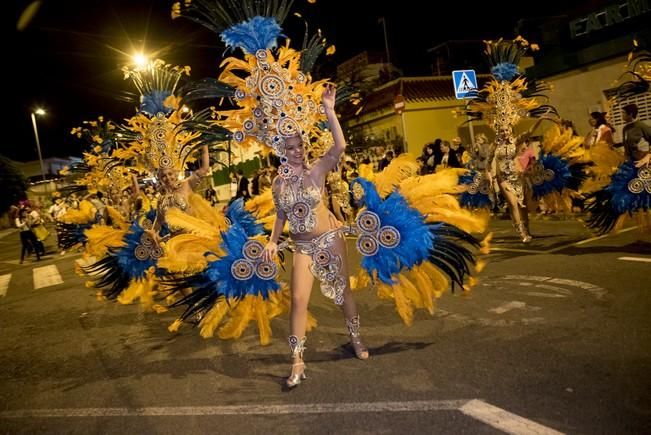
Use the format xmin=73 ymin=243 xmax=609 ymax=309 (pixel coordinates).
xmin=452 ymin=69 xmax=478 ymax=147
xmin=468 ymin=115 xmax=476 ymax=148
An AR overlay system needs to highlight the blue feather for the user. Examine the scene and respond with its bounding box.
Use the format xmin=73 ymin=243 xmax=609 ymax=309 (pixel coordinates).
xmin=352 ymin=178 xmax=480 ymax=288
xmin=352 ymin=179 xmax=439 ymax=284
xmin=84 ymin=209 xmax=167 ymax=299
xmin=459 ymin=171 xmax=492 ymax=209
xmin=491 ymin=62 xmax=519 ymax=81
xmin=114 ymin=216 xmax=160 ymax=280
xmin=606 ymin=161 xmax=650 ymax=214
xmin=205 ymin=225 xmax=280 ymax=300
xmin=140 ymin=90 xmax=174 ymax=116
xmin=531 ymin=154 xmax=572 ymax=199
xmin=221 ymin=17 xmax=283 ymax=54
xmin=586 ymin=160 xmax=650 ymax=233
xmin=226 ymin=198 xmax=264 ymax=236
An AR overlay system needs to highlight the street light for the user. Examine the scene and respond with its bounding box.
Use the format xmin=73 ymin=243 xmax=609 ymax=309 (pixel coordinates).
xmin=30 ymin=108 xmax=47 ymax=181
xmin=132 ymin=53 xmax=149 ymax=68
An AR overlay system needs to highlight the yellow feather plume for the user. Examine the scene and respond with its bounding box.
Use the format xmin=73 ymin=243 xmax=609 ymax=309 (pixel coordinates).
xmin=373 ymin=154 xmax=420 ymax=197
xmin=106 ymin=206 xmax=129 ymax=229
xmin=157 ymin=234 xmax=221 ymax=273
xmin=116 ymin=268 xmax=157 ymax=310
xmin=198 ymin=301 xmax=230 ymax=338
xmin=245 ymin=189 xmax=276 ymax=219
xmin=217 ymin=297 xmax=255 ymax=340
xmin=84 ymin=225 xmax=127 ymax=258
xmin=187 ymin=193 xmax=229 ymax=230
xmin=582 ymin=141 xmax=626 ymax=193
xmin=166 ymin=207 xmax=222 ymax=239
xmin=61 ymin=200 xmax=97 ymax=224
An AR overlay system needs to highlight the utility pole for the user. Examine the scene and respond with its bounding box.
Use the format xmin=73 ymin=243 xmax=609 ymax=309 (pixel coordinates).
xmin=378 ymin=17 xmax=391 ymax=65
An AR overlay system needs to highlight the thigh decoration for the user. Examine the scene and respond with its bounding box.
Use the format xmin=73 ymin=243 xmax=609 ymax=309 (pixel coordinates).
xmin=292 ymin=227 xmax=349 ymax=306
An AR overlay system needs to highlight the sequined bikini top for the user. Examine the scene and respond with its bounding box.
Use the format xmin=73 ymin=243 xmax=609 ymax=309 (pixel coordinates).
xmin=275 ymin=173 xmax=322 ymax=234
xmin=158 ymin=191 xmax=188 ymax=213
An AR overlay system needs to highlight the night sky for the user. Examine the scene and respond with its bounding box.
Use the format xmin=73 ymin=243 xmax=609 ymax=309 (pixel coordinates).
xmin=9 ymin=0 xmax=575 ymax=162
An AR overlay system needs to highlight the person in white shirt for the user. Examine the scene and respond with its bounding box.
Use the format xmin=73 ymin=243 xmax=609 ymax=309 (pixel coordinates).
xmin=16 ymin=208 xmax=40 ymax=263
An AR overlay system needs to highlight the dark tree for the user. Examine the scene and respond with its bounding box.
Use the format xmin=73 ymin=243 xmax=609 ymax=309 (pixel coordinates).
xmin=0 ymin=155 xmax=27 ymax=215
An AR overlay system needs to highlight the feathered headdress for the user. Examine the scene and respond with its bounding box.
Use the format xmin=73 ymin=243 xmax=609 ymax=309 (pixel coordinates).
xmin=219 ymin=45 xmax=327 ymax=159
xmin=62 ymin=116 xmax=132 ymax=195
xmin=465 ymin=37 xmax=557 ymax=128
xmin=120 ymin=60 xmax=232 ymax=173
xmin=172 ymin=0 xmax=294 ymax=55
xmin=173 ymin=0 xmax=330 ymax=160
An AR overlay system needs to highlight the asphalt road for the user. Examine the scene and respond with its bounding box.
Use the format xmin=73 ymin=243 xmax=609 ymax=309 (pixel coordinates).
xmin=0 ymin=216 xmax=649 ymax=434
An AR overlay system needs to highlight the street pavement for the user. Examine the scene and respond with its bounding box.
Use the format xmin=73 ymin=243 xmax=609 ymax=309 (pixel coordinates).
xmin=0 ymin=216 xmax=649 ymax=434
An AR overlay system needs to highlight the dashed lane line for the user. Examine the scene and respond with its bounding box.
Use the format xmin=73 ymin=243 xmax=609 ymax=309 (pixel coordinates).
xmin=0 ymin=273 xmax=10 ymax=297
xmin=618 ymin=256 xmax=651 ymax=263
xmin=32 ymin=265 xmax=63 ymax=290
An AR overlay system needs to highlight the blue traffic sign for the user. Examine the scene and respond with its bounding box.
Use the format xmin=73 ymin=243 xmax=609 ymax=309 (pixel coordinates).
xmin=452 ymin=69 xmax=478 ymax=99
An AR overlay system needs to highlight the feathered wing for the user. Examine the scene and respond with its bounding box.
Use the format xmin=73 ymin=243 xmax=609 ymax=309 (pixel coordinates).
xmin=529 ymin=125 xmax=591 ymax=213
xmin=187 ymin=193 xmax=229 ymax=230
xmin=84 ymin=225 xmax=128 ymax=259
xmin=372 ymin=154 xmax=421 ymax=197
xmin=585 ymin=161 xmax=651 ymax=234
xmin=351 ymin=178 xmax=488 ymax=325
xmin=165 ymin=207 xmax=222 ymax=239
xmin=244 ymin=189 xmax=277 ymax=231
xmin=158 ymin=233 xmax=222 ymax=274
xmin=459 ymin=170 xmax=493 ymax=210
xmin=397 ymin=169 xmax=488 ymax=234
xmin=582 ymin=141 xmax=626 ymax=193
xmin=83 ymin=211 xmax=165 ymax=310
xmin=165 ymin=226 xmax=292 ymax=345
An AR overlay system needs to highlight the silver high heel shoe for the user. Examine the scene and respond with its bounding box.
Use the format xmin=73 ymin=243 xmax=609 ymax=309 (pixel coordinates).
xmin=346 ymin=315 xmax=369 ymax=360
xmin=514 ymin=222 xmax=532 ymax=244
xmin=286 ymin=335 xmax=307 ymax=388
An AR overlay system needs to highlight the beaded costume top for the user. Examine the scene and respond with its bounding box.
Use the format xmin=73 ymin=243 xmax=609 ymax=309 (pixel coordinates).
xmin=274 ymin=172 xmax=322 ymax=234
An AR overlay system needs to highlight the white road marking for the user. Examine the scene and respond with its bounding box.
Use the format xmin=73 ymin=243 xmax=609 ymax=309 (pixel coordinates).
xmin=460 ymin=399 xmax=564 ymax=435
xmin=618 ymin=256 xmax=651 ymax=263
xmin=0 ymin=273 xmax=11 ymax=297
xmin=492 ymin=226 xmax=638 ymax=254
xmin=568 ymin=225 xmax=638 ymax=247
xmin=524 ymin=292 xmax=567 ymax=299
xmin=32 ymin=265 xmax=63 ymax=290
xmin=497 ymin=275 xmax=607 ymax=300
xmin=533 ymin=284 xmax=572 ymax=296
xmin=489 ymin=301 xmax=527 ymax=314
xmin=0 ymin=398 xmax=565 ymax=433
xmin=0 ymin=400 xmax=466 ymax=418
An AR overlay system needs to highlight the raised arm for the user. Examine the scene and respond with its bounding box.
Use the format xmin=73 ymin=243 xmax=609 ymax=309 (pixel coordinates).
xmin=195 ymin=145 xmax=210 ymax=177
xmin=187 ymin=145 xmax=210 ymax=190
xmin=131 ymin=173 xmax=140 ymax=200
xmin=312 ymin=84 xmax=345 ymax=181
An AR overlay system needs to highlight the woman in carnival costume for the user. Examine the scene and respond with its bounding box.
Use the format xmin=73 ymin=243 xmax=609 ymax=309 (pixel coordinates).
xmin=56 ymin=117 xmax=135 ymax=255
xmin=171 ymin=0 xmax=487 ymax=389
xmin=465 ymin=37 xmax=560 ymax=243
xmin=586 ymin=45 xmax=651 ymax=234
xmin=82 ymin=59 xmax=232 ymax=309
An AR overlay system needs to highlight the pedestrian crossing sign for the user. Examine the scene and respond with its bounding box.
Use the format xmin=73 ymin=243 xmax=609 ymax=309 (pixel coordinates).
xmin=452 ymin=69 xmax=478 ymax=99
